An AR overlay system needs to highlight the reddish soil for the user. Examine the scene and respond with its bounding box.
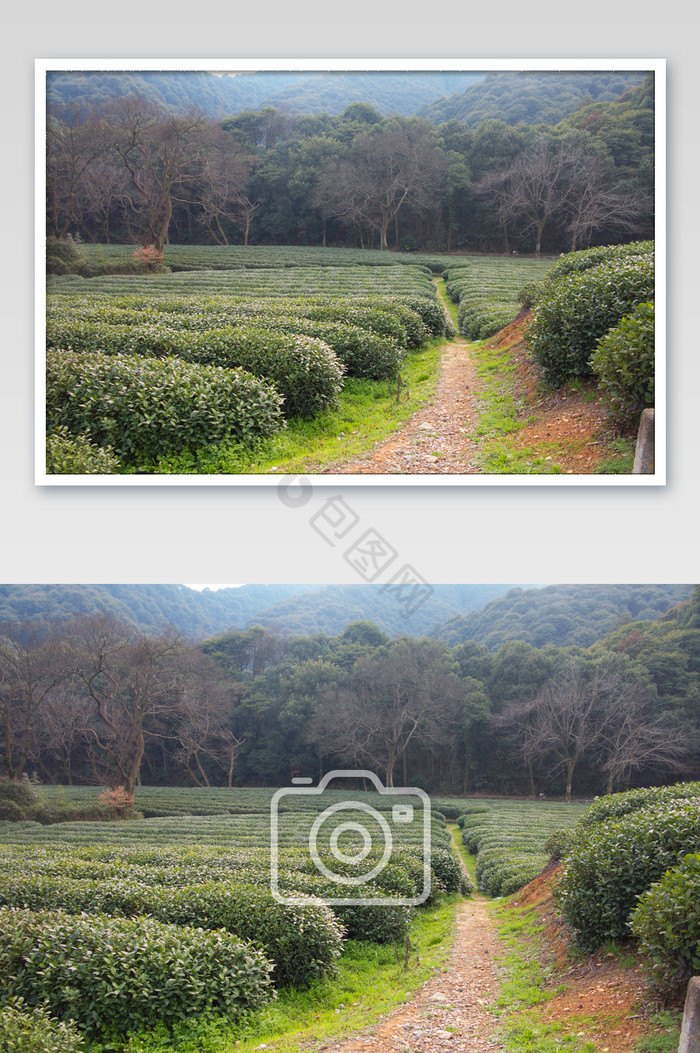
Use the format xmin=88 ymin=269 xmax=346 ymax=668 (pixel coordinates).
xmin=487 ymin=312 xmax=617 ymax=476
xmin=507 ymin=866 xmax=676 ymax=1052
xmin=310 ymin=308 xmax=624 ymax=477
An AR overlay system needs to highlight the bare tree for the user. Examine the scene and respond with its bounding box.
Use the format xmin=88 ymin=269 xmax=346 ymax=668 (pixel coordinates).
xmin=67 ymin=614 xmax=188 ymax=793
xmin=315 ymin=118 xmax=447 ymax=251
xmin=308 ymin=639 xmax=462 ymax=786
xmin=0 ymin=620 xmax=71 ymax=780
xmin=474 ymin=135 xmax=649 ymax=257
xmin=171 ymin=649 xmax=246 ymax=787
xmin=46 ymin=103 xmax=108 ymax=238
xmin=498 ymin=656 xmax=697 ymax=799
xmin=104 ymin=96 xmax=210 ymax=254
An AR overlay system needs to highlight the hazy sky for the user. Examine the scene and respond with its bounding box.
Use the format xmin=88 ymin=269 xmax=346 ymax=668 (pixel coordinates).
xmin=184 ymin=584 xmax=243 ymax=591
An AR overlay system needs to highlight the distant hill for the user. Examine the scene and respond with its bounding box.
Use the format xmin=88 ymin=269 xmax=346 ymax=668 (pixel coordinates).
xmin=0 ymin=584 xmax=316 ymax=638
xmin=429 ymin=584 xmax=694 ymax=650
xmin=45 ymin=69 xmax=485 ymax=119
xmin=421 ymin=70 xmax=647 ymax=126
xmin=242 ymin=583 xmax=516 ymax=637
xmin=0 ymin=583 xmax=517 ymax=640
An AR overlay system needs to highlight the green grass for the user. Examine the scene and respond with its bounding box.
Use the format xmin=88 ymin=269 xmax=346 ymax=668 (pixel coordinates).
xmin=594 ymin=436 xmax=636 ymax=474
xmin=84 ymin=892 xmax=461 ymax=1053
xmin=632 ymin=1013 xmax=682 ymax=1052
xmin=491 ymin=900 xmax=596 ymax=1053
xmin=149 ymin=340 xmax=443 ymax=475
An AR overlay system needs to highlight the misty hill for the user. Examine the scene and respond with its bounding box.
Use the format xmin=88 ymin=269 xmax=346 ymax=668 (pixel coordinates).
xmin=45 ymin=69 xmax=485 ymax=119
xmin=0 ymin=583 xmax=516 ymax=640
xmin=240 ymin=583 xmax=515 ymax=637
xmin=429 ymin=584 xmax=694 ymax=650
xmin=0 ymin=584 xmax=317 ymax=638
xmin=420 ymin=70 xmax=647 ymax=126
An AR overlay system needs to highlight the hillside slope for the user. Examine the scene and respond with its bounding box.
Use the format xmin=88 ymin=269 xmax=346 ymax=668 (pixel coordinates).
xmin=430 ymin=583 xmax=694 ymax=649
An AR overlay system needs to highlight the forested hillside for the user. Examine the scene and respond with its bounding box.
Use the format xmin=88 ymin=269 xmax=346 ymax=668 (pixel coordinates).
xmin=46 ymin=69 xmax=654 ymax=254
xmin=421 ymin=70 xmax=646 ymax=126
xmin=0 ymin=583 xmax=516 ymax=638
xmin=430 ymin=584 xmax=693 ymax=649
xmin=46 ymin=69 xmax=485 ymax=119
xmin=0 ymin=584 xmax=315 ymax=637
xmin=2 ymin=586 xmax=698 ymax=794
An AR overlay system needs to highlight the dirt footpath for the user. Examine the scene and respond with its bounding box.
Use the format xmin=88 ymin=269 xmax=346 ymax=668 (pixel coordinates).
xmin=318 ymin=895 xmax=505 ymax=1053
xmin=324 ymin=334 xmax=483 ymax=476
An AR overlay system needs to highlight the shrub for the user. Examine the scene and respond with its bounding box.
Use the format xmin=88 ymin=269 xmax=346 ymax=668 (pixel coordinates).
xmin=543 ymin=829 xmax=574 ymax=863
xmin=46 ymin=322 xmax=344 ymax=419
xmin=0 ymin=876 xmax=343 ymax=989
xmin=543 ymin=241 xmax=654 ymax=285
xmin=432 ymin=804 xmax=463 ymax=821
xmin=0 ymin=779 xmax=37 ymax=809
xmin=0 ymin=907 xmax=274 ymax=1036
xmin=590 ymin=301 xmax=655 ymax=425
xmin=430 ymin=847 xmax=473 ymax=895
xmin=46 ymin=350 xmax=285 ymax=465
xmin=0 ymin=800 xmax=25 ymax=822
xmin=0 ymin=997 xmax=85 ymax=1053
xmin=630 ymin=852 xmax=700 ymax=989
xmin=576 ymin=783 xmax=700 ymax=832
xmin=554 ymin=798 xmax=700 ymax=950
xmin=46 ymin=427 xmax=121 ymax=475
xmin=46 ymin=237 xmax=83 ymax=268
xmin=525 ymin=254 xmax=655 ymax=387
xmin=334 ymin=902 xmax=413 ymax=944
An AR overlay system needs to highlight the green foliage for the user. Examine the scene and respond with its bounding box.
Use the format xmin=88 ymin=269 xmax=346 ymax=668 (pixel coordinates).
xmin=543 ymin=241 xmax=654 ymax=284
xmin=46 ymin=427 xmax=121 ymax=475
xmin=526 ymin=250 xmax=655 ymax=387
xmin=591 ymin=301 xmax=655 ymax=425
xmin=0 ymin=874 xmax=343 ymax=988
xmin=576 ymin=783 xmax=700 ymax=831
xmin=553 ymin=796 xmax=700 ymax=950
xmin=630 ymin=852 xmax=700 ymax=989
xmin=0 ymin=907 xmax=274 ymax=1036
xmin=0 ymin=779 xmax=37 ymax=810
xmin=430 ymin=845 xmax=474 ymax=895
xmin=46 ymin=349 xmax=285 ymax=465
xmin=459 ymin=800 xmax=585 ymax=896
xmin=444 ymin=256 xmax=553 ymax=340
xmin=0 ymin=997 xmax=85 ymax=1053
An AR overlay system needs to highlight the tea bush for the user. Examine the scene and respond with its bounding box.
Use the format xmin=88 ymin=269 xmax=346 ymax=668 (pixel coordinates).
xmin=590 ymin=301 xmax=655 ymax=425
xmin=0 ymin=907 xmax=273 ymax=1036
xmin=525 ymin=254 xmax=655 ymax=387
xmin=0 ymin=875 xmax=343 ymax=988
xmin=630 ymin=852 xmax=700 ymax=988
xmin=575 ymin=783 xmax=700 ymax=832
xmin=46 ymin=427 xmax=121 ymax=475
xmin=554 ymin=798 xmax=700 ymax=949
xmin=542 ymin=241 xmax=654 ymax=285
xmin=46 ymin=350 xmax=285 ymax=464
xmin=0 ymin=998 xmax=85 ymax=1053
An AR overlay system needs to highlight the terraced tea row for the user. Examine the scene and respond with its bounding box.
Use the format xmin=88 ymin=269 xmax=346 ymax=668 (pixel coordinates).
xmin=458 ymin=798 xmax=586 ymax=896
xmin=444 ymin=256 xmax=555 ymax=339
xmin=47 ymin=263 xmax=438 ymax=298
xmin=74 ymin=242 xmax=454 ymax=272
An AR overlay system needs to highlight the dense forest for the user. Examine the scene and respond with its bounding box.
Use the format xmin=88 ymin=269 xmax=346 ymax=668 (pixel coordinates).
xmin=1 ymin=584 xmax=697 ymax=797
xmin=46 ymin=69 xmax=654 ymax=254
